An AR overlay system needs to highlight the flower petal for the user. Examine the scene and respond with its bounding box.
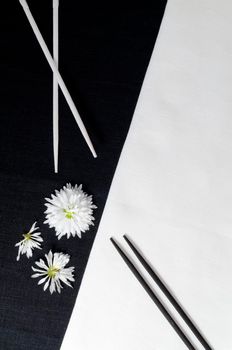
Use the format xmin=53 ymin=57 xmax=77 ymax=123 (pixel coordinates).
xmin=38 ymin=275 xmax=49 ymax=285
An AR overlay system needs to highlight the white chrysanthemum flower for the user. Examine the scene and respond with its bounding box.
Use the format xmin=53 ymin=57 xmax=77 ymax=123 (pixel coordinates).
xmin=15 ymin=222 xmax=43 ymax=261
xmin=31 ymin=250 xmax=75 ymax=294
xmin=44 ymin=183 xmax=97 ymax=239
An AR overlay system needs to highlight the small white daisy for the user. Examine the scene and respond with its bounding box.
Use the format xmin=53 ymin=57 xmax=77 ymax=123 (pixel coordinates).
xmin=31 ymin=250 xmax=75 ymax=294
xmin=44 ymin=183 xmax=97 ymax=239
xmin=15 ymin=222 xmax=43 ymax=261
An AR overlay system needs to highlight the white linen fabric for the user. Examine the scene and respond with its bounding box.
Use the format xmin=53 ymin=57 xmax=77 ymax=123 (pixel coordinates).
xmin=61 ymin=0 xmax=232 ymax=349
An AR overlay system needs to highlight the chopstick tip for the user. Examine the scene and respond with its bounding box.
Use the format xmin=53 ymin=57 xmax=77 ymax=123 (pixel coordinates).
xmin=123 ymin=234 xmax=130 ymax=243
xmin=110 ymin=237 xmax=119 ymax=249
xmin=92 ymin=150 xmax=97 ymax=158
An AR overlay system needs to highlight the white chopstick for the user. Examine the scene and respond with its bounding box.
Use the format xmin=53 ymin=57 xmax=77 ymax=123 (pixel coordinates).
xmin=53 ymin=0 xmax=59 ymax=173
xmin=19 ymin=0 xmax=97 ymax=159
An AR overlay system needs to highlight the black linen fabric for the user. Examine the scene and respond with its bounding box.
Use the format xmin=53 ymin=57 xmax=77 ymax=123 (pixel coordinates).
xmin=0 ymin=2 xmax=167 ymax=349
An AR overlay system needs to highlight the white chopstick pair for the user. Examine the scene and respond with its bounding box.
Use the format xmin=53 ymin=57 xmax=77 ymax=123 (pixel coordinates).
xmin=19 ymin=0 xmax=97 ymax=173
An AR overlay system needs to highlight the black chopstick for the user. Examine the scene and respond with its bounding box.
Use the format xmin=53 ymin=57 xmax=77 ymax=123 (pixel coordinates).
xmin=123 ymin=235 xmax=213 ymax=350
xmin=110 ymin=237 xmax=196 ymax=350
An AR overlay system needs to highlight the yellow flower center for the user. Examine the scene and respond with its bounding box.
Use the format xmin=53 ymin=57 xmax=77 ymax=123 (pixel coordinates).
xmin=64 ymin=209 xmax=75 ymax=219
xmin=23 ymin=233 xmax=31 ymax=241
xmin=47 ymin=266 xmax=60 ymax=278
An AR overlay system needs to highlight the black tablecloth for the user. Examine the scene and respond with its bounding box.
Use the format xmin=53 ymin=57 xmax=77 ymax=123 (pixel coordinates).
xmin=0 ymin=2 xmax=166 ymax=349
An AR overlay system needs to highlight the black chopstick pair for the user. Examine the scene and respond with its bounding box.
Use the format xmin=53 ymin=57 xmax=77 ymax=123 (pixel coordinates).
xmin=110 ymin=235 xmax=213 ymax=350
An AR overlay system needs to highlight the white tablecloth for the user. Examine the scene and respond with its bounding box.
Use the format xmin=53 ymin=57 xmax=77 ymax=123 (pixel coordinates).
xmin=61 ymin=0 xmax=232 ymax=348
